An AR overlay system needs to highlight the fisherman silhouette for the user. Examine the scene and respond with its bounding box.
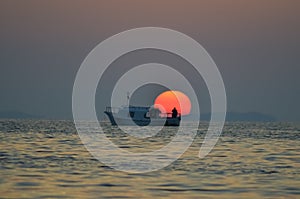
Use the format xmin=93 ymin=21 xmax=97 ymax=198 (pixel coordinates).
xmin=172 ymin=107 xmax=178 ymax=118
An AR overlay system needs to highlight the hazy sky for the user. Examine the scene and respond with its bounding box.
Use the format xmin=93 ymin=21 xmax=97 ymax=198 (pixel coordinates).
xmin=0 ymin=0 xmax=299 ymax=121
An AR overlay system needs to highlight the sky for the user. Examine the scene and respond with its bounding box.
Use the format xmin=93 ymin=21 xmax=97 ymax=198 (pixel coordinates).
xmin=0 ymin=0 xmax=299 ymax=121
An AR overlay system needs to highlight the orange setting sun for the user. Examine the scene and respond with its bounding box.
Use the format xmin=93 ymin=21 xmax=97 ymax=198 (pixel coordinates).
xmin=154 ymin=91 xmax=191 ymax=116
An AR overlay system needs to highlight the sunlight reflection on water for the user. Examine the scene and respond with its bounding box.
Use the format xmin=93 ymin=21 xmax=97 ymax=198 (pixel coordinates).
xmin=0 ymin=120 xmax=299 ymax=198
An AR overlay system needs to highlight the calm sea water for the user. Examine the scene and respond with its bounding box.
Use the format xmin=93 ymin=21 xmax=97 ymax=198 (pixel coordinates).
xmin=0 ymin=120 xmax=299 ymax=198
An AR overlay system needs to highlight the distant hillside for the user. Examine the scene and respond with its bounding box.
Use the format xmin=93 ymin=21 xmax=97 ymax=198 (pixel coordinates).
xmin=0 ymin=111 xmax=276 ymax=122
xmin=198 ymin=112 xmax=276 ymax=122
xmin=227 ymin=112 xmax=276 ymax=122
xmin=0 ymin=111 xmax=41 ymax=119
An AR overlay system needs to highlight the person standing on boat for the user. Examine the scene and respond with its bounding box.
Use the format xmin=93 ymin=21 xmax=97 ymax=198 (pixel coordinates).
xmin=172 ymin=107 xmax=178 ymax=118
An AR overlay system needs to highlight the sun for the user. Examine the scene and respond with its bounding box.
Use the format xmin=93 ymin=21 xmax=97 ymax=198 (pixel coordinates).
xmin=154 ymin=90 xmax=191 ymax=116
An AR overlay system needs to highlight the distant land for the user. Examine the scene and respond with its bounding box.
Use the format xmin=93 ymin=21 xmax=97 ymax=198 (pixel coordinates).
xmin=0 ymin=111 xmax=42 ymax=119
xmin=199 ymin=112 xmax=276 ymax=122
xmin=0 ymin=111 xmax=276 ymax=122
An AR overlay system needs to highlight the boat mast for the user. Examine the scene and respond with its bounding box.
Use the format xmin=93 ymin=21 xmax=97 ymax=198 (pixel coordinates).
xmin=127 ymin=91 xmax=130 ymax=106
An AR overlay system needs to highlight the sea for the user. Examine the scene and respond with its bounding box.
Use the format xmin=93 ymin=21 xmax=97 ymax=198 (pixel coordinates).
xmin=0 ymin=120 xmax=299 ymax=198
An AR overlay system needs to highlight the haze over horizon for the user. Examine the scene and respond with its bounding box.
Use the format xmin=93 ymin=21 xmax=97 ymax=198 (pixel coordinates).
xmin=0 ymin=1 xmax=299 ymax=121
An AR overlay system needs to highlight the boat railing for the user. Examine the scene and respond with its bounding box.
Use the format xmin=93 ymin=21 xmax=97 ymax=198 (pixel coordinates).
xmin=105 ymin=106 xmax=119 ymax=113
xmin=106 ymin=106 xmax=181 ymax=118
xmin=160 ymin=112 xmax=181 ymax=118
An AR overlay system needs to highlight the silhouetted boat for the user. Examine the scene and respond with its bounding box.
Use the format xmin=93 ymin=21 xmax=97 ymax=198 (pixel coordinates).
xmin=104 ymin=106 xmax=181 ymax=126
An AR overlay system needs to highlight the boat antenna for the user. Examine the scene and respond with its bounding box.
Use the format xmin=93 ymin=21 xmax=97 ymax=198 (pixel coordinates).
xmin=127 ymin=91 xmax=130 ymax=106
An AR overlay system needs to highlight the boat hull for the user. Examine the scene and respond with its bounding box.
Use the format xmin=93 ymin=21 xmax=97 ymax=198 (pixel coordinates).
xmin=104 ymin=111 xmax=180 ymax=126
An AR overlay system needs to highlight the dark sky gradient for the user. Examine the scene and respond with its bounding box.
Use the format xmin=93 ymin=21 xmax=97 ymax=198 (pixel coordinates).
xmin=0 ymin=0 xmax=299 ymax=121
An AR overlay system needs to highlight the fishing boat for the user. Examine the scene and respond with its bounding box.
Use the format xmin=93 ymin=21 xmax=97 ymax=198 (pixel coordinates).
xmin=104 ymin=106 xmax=181 ymax=126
